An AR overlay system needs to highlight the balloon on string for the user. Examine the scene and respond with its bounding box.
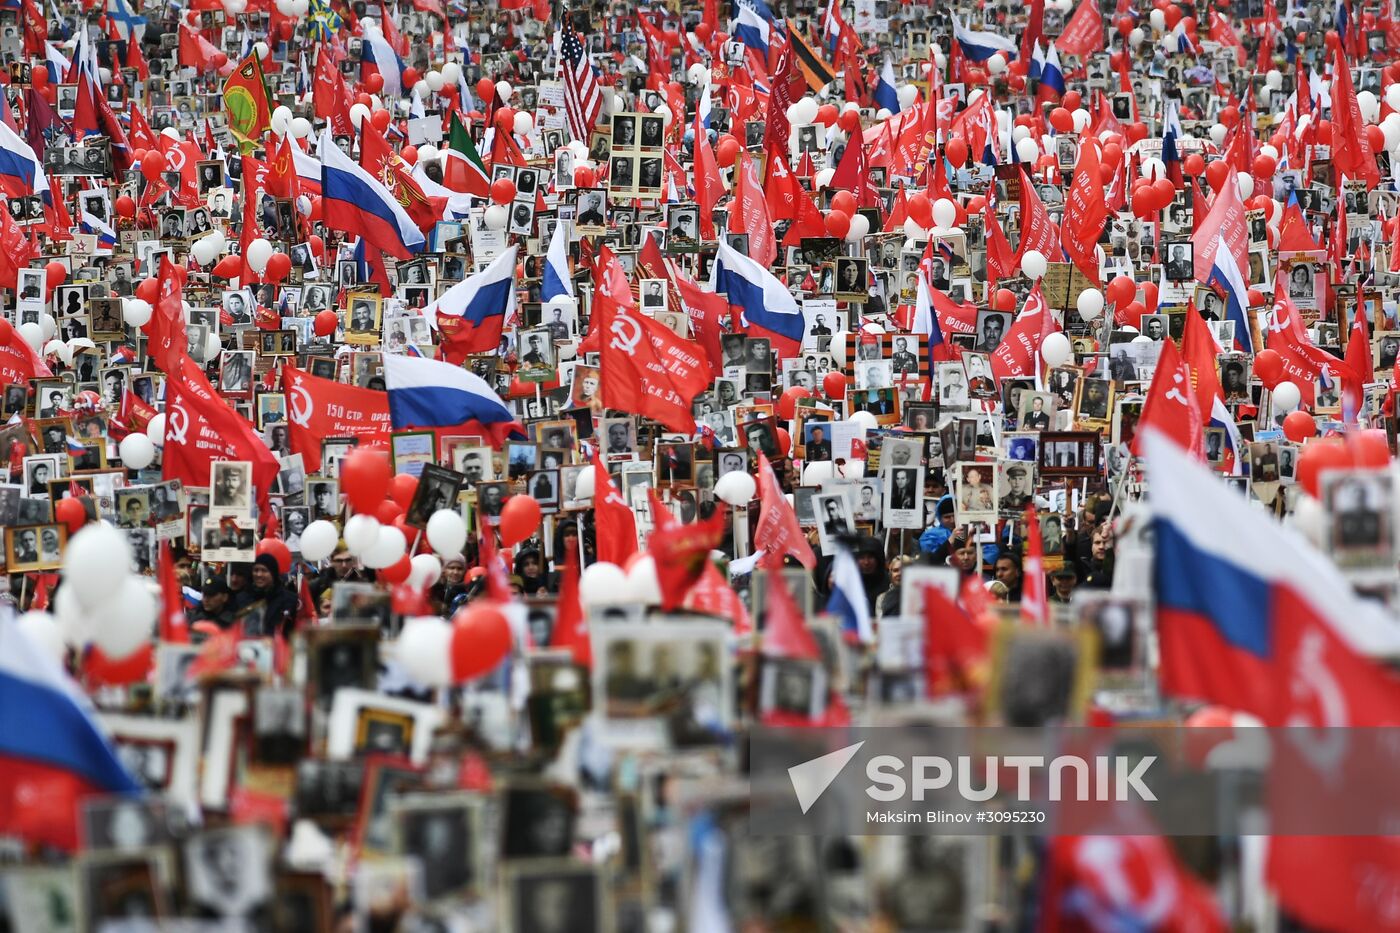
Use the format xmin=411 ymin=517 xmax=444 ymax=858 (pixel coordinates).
xmin=714 ymin=471 xmax=756 ymax=506
xmin=1347 ymin=429 xmax=1392 ymax=469
xmin=54 ymin=497 xmax=87 ymax=534
xmin=1296 ymin=438 xmax=1352 ymax=498
xmin=1253 ymin=348 xmax=1284 ymax=388
xmin=823 ymin=371 xmax=846 ymax=399
xmin=256 ymin=537 xmax=292 ymax=574
xmin=1271 ymin=381 xmax=1302 ymax=413
xmin=63 ymin=524 xmax=132 ymax=613
xmin=300 ymin=520 xmax=340 ymax=562
xmin=1282 ymin=410 xmax=1316 ymax=442
xmin=119 ymin=433 xmax=155 ymax=470
xmin=777 ymin=387 xmax=812 ymax=419
xmin=579 ymin=562 xmax=627 ymax=606
xmin=499 ymin=495 xmax=542 ymax=547
xmin=313 ymin=309 xmax=339 ymax=336
xmin=450 ymin=602 xmax=513 ymax=681
xmin=341 ymin=449 xmax=393 ymax=513
xmin=378 ymin=554 xmax=412 ymax=584
xmin=389 ymin=473 xmax=419 ymax=510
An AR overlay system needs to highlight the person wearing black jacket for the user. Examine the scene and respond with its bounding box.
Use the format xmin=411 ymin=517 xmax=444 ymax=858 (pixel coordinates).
xmin=235 ymin=554 xmax=300 ymax=637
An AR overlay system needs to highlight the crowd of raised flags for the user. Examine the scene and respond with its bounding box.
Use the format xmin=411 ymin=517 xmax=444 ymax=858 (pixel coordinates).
xmin=1 ymin=0 xmax=1400 ymax=926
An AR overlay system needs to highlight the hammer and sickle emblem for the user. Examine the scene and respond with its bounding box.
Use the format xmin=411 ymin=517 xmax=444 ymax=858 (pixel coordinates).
xmin=609 ymin=313 xmax=642 ymax=353
xmin=167 ymin=404 xmax=189 ymax=446
xmin=166 ymin=146 xmax=186 ymax=171
xmin=289 ymin=384 xmax=313 ymax=428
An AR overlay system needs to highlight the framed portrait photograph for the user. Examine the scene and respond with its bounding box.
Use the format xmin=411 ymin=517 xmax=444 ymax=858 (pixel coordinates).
xmin=209 ymin=460 xmax=253 ymax=514
xmin=5 ymin=522 xmax=65 ymax=571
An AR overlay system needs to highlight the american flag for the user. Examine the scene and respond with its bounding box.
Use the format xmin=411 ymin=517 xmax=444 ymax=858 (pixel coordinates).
xmin=559 ymin=18 xmax=602 ymax=143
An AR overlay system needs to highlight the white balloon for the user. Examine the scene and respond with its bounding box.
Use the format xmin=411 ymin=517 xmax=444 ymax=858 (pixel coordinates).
xmin=850 ymin=410 xmax=878 ymax=432
xmin=145 ymin=412 xmax=166 ymax=447
xmin=63 ymin=524 xmax=133 ymax=613
xmin=572 ymin=467 xmax=595 ymax=501
xmin=38 ymin=313 xmax=54 ymax=341
xmin=54 ymin=586 xmax=90 ymax=649
xmin=846 ymin=213 xmax=870 ymax=242
xmin=191 ymin=236 xmax=223 ymax=266
xmin=579 ymin=561 xmax=628 ymax=606
xmin=1041 ymin=332 xmax=1073 ymax=367
xmin=1072 ymin=109 xmax=1091 ymax=133
xmin=1015 ymin=137 xmax=1039 ymax=162
xmin=1266 ymin=69 xmax=1283 ymax=90
xmin=791 ymin=97 xmax=819 ymax=125
xmin=426 ymin=508 xmax=468 ymax=556
xmin=902 ymin=219 xmax=927 ymax=239
xmin=42 ymin=338 xmax=65 ymax=360
xmin=222 ymin=0 xmax=246 ymax=12
xmin=1076 ymin=289 xmax=1105 ymax=321
xmin=1131 ymin=334 xmax=1153 ymax=345
xmin=483 ymin=204 xmax=508 ymax=230
xmin=414 ymin=79 xmax=431 ymax=99
xmin=300 ymin=520 xmax=340 ymax=562
xmin=829 ymin=330 xmax=850 ymax=366
xmin=441 ymin=61 xmax=462 ymax=85
xmin=92 ymin=577 xmax=156 ymax=659
xmin=625 ymin=556 xmax=662 ymax=605
xmin=363 ymin=525 xmax=407 ymax=570
xmin=1139 ymin=157 xmax=1166 ymax=181
xmin=1209 ymin=123 xmax=1228 ymax=146
xmin=897 ymin=84 xmax=918 ymax=110
xmin=290 ymin=115 xmax=313 ymax=139
xmin=395 ymin=616 xmax=454 ymax=687
xmin=1149 ymin=8 xmax=1165 ymax=30
xmin=410 ymin=553 xmax=443 ymax=588
xmin=425 ymin=71 xmax=445 ymax=92
xmin=495 ymin=80 xmax=513 ymax=102
xmin=1272 ymin=381 xmax=1302 ymax=413
xmin=1129 ymin=27 xmax=1145 ymax=47
xmin=349 ymin=103 xmax=371 ymax=129
xmin=875 ymin=107 xmax=891 ymax=120
xmin=1387 ymin=84 xmax=1400 ymax=113
xmin=1290 ymin=492 xmax=1326 ymax=548
xmin=18 ymin=321 xmax=42 ymax=351
xmin=417 ymin=143 xmax=439 ymax=164
xmin=1020 ymin=250 xmax=1048 ymax=280
xmin=343 ymin=514 xmax=380 ymax=556
xmin=513 ymin=111 xmax=534 ymax=136
xmin=1236 ymin=172 xmax=1253 ymax=199
xmin=119 ymin=433 xmax=155 ymax=470
xmin=714 ymin=470 xmax=756 ymax=506
xmin=1357 ymin=90 xmax=1380 ymax=124
xmin=121 ymin=298 xmax=152 ymax=327
xmin=246 ymin=238 xmax=274 ymax=274
xmin=17 ymin=611 xmax=65 ymax=665
xmin=202 ymin=332 xmax=221 ymax=363
xmin=932 ymin=198 xmax=957 ymax=229
xmin=987 ymin=53 xmax=1007 ymax=75
xmin=270 ymin=105 xmax=294 ymax=136
xmin=814 ymin=167 xmax=835 ymax=189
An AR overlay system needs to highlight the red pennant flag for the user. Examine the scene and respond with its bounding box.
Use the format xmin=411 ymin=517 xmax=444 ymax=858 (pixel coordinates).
xmin=754 ymin=452 xmax=816 ymax=570
xmin=1055 ymin=0 xmax=1105 ymax=57
xmin=1131 ymin=337 xmax=1204 ymax=459
xmin=760 ymin=567 xmax=822 ymax=660
xmin=1013 ymin=173 xmax=1063 ymax=263
xmin=1061 ymin=140 xmax=1107 ymax=285
xmin=731 ymin=153 xmax=776 ymax=269
xmin=1019 ymin=504 xmax=1049 ymax=627
xmin=158 ymin=541 xmax=190 ymax=643
xmin=684 ymin=560 xmax=752 ymax=636
xmin=549 ymin=550 xmax=591 ymax=667
xmin=592 ymin=454 xmax=639 ymax=566
xmin=148 ymin=256 xmax=188 ymax=375
xmin=922 ymin=582 xmax=988 ymax=696
xmin=645 ymin=492 xmax=726 ymax=610
xmin=1328 ymin=34 xmax=1381 ymax=188
xmin=990 ymin=284 xmax=1060 ymax=383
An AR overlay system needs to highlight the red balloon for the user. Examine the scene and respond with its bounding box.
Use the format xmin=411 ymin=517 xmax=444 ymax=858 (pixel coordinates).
xmin=716 ymin=136 xmax=741 ymax=168
xmin=1368 ymin=124 xmax=1387 ymax=154
xmin=993 ymin=288 xmax=1017 ymax=312
xmin=823 ymin=371 xmax=846 ymax=399
xmin=54 ymin=496 xmax=86 ymax=534
xmin=490 ymin=177 xmax=517 ymax=204
xmin=694 ymin=21 xmax=713 ymax=42
xmin=313 ymin=309 xmax=339 ymax=337
xmin=776 ymin=427 xmax=792 ymax=457
xmin=256 ymin=537 xmax=292 ymax=574
xmin=499 ymin=495 xmax=542 ymax=547
xmin=341 ymin=449 xmax=393 ymax=514
xmin=401 ymin=67 xmax=420 ymax=88
xmin=364 ymin=72 xmax=384 ymax=94
xmin=84 ymin=643 xmax=153 ymax=686
xmin=376 ymin=499 xmax=404 ymax=525
xmin=1253 ymin=153 xmax=1277 ymax=178
xmin=1298 ymin=438 xmax=1352 ymax=498
xmin=31 ymin=68 xmax=47 ymax=90
xmin=824 ymin=210 xmax=851 ymax=239
xmin=1139 ymin=280 xmax=1158 ymax=313
xmin=211 ymin=255 xmax=242 ymax=279
xmin=1184 ymin=153 xmax=1205 ymax=176
xmin=1347 ymin=429 xmax=1392 ymax=469
xmin=907 ymin=192 xmax=933 ymax=228
xmin=838 ymin=109 xmax=861 ymax=133
xmin=356 ymin=92 xmax=373 ymax=108
xmin=389 ymin=473 xmax=419 ymax=510
xmin=1205 ymin=160 xmax=1231 ymax=192
xmin=1130 ymin=188 xmax=1155 ymax=220
xmin=309 ymin=235 xmax=325 ymax=257
xmin=45 ymin=261 xmax=66 ymax=292
xmin=1151 ymin=177 xmax=1176 ymax=209
xmin=450 ymin=602 xmax=513 ymax=681
xmin=1122 ymin=300 xmax=1146 ymax=328
xmin=816 ymin=103 xmax=838 ymax=126
xmin=140 ymin=151 xmax=167 ymax=184
xmin=400 ymin=145 xmax=418 ymax=166
xmin=264 ymin=252 xmax=292 ymax=282
xmin=476 ymin=78 xmax=495 ymax=101
xmin=1282 ymin=410 xmax=1317 ymax=443
xmin=114 ymin=195 xmax=136 ymax=219
xmin=378 ymin=554 xmax=412 ymax=584
xmin=829 ymin=190 xmax=857 ymax=216
xmin=945 ymin=137 xmax=969 ymax=167
xmin=1106 ymin=274 xmax=1136 ymax=306
xmin=1049 ymin=107 xmax=1074 ymax=133
xmin=371 ymin=108 xmax=392 ymax=132
xmin=1253 ymin=348 xmax=1284 ymax=388
xmin=0 ymin=318 xmax=10 ymax=343
xmin=777 ymin=387 xmax=812 ymax=419
xmin=494 ymin=107 xmax=515 ymax=133
xmin=135 ymin=278 xmax=158 ymax=303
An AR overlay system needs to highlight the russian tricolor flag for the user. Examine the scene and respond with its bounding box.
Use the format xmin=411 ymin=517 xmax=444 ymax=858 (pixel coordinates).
xmin=383 ymin=352 xmax=523 ymax=436
xmin=0 ymin=613 xmax=143 ymax=851
xmin=290 ymin=144 xmax=323 ymax=195
xmin=825 ymin=545 xmax=873 ymax=644
xmin=873 ymin=58 xmax=901 ymax=114
xmin=713 ymin=239 xmax=806 ymax=359
xmin=319 ymin=130 xmax=425 ymax=261
xmin=1037 ymin=43 xmax=1065 ymax=102
xmin=952 ymin=16 xmax=1019 ymax=62
xmin=361 ymin=24 xmax=405 ymax=98
xmin=428 ymin=244 xmax=517 ymax=355
xmin=0 ymin=118 xmax=50 ymax=203
xmin=733 ymin=2 xmax=771 ymax=56
xmin=541 ymin=221 xmax=573 ymax=306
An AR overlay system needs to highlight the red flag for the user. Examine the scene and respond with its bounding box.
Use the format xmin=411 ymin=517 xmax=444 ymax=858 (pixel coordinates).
xmin=313 ymin=46 xmax=355 ymax=136
xmin=990 ymin=285 xmax=1060 ymax=383
xmin=360 ymin=123 xmax=446 ymax=235
xmin=760 ymin=567 xmax=821 ymax=660
xmin=1055 ymin=0 xmax=1105 ymax=57
xmin=922 ymin=582 xmax=988 ymax=696
xmin=829 ymin=124 xmax=878 ymax=210
xmin=1180 ymin=301 xmax=1227 ymax=418
xmin=763 ymin=145 xmax=804 ymax=222
xmin=549 ymin=550 xmax=591 ymax=667
xmin=162 ymin=356 xmax=281 ymax=512
xmin=148 ymin=256 xmax=188 ymax=375
xmin=984 ymin=197 xmax=1016 ymax=289
xmin=731 ymin=153 xmax=776 ymax=269
xmin=1013 ymin=173 xmax=1063 ymax=263
xmin=1328 ymin=34 xmax=1381 ymax=187
xmin=754 ymin=452 xmax=816 ymax=569
xmin=693 ymin=116 xmax=724 ymax=241
xmin=158 ymin=541 xmax=190 ymax=644
xmin=684 ymin=560 xmax=752 ymax=636
xmin=282 ymin=365 xmax=392 ymax=472
xmin=1131 ymin=337 xmax=1204 ymax=459
xmin=670 ymin=262 xmax=729 ymax=374
xmin=592 ymin=454 xmax=639 ymax=566
xmin=1061 ymin=140 xmax=1107 ymax=284
xmin=1019 ymin=504 xmax=1049 ymax=626
xmin=594 ymin=246 xmax=712 ymax=433
xmin=645 ymin=491 xmax=726 ymax=609
xmin=0 ymin=318 xmax=52 ymax=385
